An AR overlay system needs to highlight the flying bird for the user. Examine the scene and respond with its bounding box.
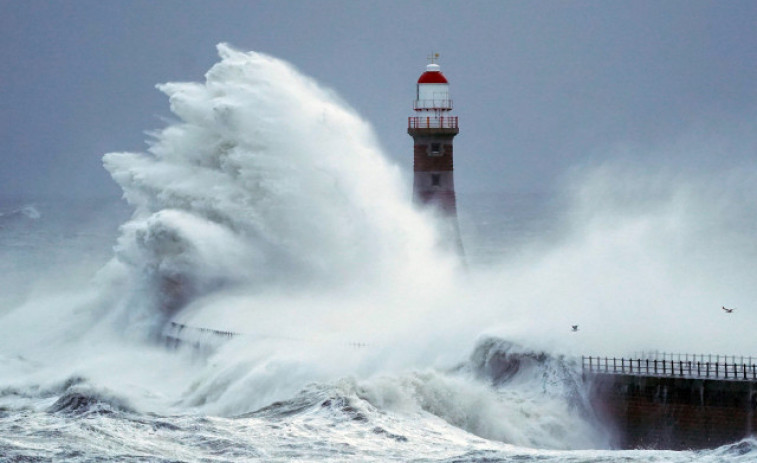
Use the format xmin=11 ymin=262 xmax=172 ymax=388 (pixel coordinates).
xmin=722 ymin=306 xmax=736 ymax=313
xmin=571 ymin=325 xmax=579 ymax=332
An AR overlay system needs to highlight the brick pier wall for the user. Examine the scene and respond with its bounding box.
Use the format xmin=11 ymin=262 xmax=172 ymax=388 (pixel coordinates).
xmin=589 ymin=373 xmax=757 ymax=449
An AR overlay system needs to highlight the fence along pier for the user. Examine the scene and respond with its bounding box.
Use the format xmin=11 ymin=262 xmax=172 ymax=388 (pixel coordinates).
xmin=583 ymin=353 xmax=757 ymax=381
xmin=583 ymin=352 xmax=757 ymax=450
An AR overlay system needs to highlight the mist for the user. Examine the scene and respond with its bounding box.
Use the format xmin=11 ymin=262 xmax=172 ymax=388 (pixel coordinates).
xmin=471 ymin=160 xmax=757 ymax=356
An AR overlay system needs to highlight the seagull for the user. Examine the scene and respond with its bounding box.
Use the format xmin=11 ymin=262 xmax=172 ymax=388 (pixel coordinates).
xmin=571 ymin=325 xmax=579 ymax=332
xmin=722 ymin=306 xmax=736 ymax=313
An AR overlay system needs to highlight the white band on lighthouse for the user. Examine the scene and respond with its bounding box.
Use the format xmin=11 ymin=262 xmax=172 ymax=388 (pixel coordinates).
xmin=416 ymin=84 xmax=451 ymax=110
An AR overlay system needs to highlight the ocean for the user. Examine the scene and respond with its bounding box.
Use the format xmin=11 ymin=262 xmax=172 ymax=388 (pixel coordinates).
xmin=2 ymin=45 xmax=757 ymax=462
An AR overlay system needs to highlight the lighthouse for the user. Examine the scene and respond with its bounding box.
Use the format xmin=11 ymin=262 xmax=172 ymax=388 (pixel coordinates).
xmin=408 ymin=55 xmax=459 ymax=214
xmin=408 ymin=55 xmax=463 ymax=254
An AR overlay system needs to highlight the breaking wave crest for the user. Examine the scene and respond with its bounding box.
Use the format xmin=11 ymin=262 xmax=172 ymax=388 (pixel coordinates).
xmin=227 ymin=336 xmax=607 ymax=450
xmin=47 ymin=389 xmax=135 ymax=416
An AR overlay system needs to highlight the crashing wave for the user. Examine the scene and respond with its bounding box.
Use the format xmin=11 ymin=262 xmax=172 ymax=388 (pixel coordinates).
xmin=231 ymin=337 xmax=609 ymax=450
xmin=47 ymin=389 xmax=134 ymax=416
xmin=101 ymin=44 xmax=450 ymax=337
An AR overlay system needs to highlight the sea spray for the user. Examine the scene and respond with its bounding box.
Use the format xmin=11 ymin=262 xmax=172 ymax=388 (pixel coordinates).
xmin=1 ymin=46 xmax=468 ymax=422
xmin=470 ymin=162 xmax=757 ymax=357
xmin=97 ymin=48 xmax=608 ymax=449
xmin=103 ymin=44 xmax=459 ymax=339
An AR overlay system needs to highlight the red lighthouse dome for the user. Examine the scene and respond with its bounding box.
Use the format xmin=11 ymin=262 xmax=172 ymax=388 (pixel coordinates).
xmin=417 ymin=63 xmax=448 ymax=84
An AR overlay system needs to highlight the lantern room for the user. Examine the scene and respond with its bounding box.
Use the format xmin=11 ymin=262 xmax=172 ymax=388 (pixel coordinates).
xmin=414 ymin=62 xmax=452 ymax=111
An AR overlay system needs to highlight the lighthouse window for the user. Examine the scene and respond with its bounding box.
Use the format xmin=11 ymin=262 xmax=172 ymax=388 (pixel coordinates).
xmin=431 ymin=174 xmax=441 ymax=186
xmin=430 ymin=143 xmax=441 ymax=156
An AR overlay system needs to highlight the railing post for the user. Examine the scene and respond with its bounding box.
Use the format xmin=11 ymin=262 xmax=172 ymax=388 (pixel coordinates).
xmin=744 ymin=363 xmax=747 ymax=380
xmin=654 ymin=359 xmax=657 ymax=374
xmin=697 ymin=361 xmax=701 ymax=376
xmin=614 ymin=357 xmax=617 ymax=373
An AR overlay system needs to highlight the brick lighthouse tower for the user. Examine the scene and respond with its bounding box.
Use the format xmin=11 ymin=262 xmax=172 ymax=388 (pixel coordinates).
xmin=408 ymin=55 xmax=463 ymax=253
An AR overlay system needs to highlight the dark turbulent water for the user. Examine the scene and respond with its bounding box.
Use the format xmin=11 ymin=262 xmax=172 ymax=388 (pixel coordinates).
xmin=2 ymin=45 xmax=757 ymax=462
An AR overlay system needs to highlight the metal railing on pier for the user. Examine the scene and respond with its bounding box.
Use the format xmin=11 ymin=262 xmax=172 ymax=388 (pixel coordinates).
xmin=630 ymin=351 xmax=756 ymax=365
xmin=583 ymin=355 xmax=757 ymax=382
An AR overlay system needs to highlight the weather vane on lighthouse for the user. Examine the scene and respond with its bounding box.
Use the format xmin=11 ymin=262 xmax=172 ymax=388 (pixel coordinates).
xmin=408 ymin=54 xmax=464 ymax=255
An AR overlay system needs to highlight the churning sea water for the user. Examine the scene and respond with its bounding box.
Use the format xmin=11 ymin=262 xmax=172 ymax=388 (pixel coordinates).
xmin=2 ymin=45 xmax=757 ymax=462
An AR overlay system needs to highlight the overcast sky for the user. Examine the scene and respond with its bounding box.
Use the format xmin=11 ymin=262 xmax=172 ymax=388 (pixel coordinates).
xmin=1 ymin=0 xmax=755 ymax=201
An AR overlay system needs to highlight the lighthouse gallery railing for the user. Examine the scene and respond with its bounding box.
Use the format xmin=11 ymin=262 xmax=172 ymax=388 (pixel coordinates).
xmin=408 ymin=116 xmax=458 ymax=129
